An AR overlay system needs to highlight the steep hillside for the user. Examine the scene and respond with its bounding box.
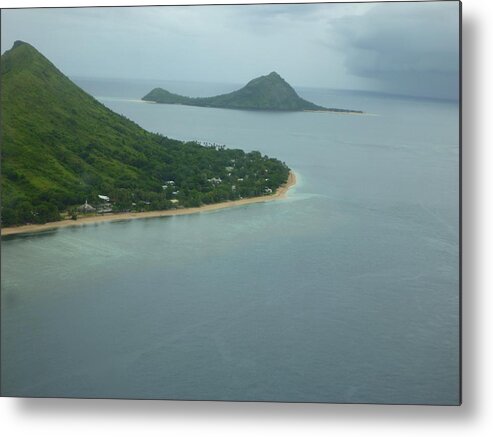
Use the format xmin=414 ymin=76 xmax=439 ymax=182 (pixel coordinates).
xmin=0 ymin=42 xmax=290 ymax=226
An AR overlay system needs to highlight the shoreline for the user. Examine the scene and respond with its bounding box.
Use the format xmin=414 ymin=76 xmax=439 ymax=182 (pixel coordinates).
xmin=1 ymin=171 xmax=297 ymax=237
xmin=144 ymin=100 xmax=363 ymax=115
xmin=302 ymin=109 xmax=364 ymax=115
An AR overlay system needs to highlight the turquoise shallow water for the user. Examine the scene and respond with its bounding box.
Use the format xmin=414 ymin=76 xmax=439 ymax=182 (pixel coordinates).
xmin=1 ymin=80 xmax=459 ymax=404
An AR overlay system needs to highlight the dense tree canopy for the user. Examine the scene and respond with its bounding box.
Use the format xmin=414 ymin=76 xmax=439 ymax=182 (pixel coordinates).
xmin=0 ymin=41 xmax=290 ymax=227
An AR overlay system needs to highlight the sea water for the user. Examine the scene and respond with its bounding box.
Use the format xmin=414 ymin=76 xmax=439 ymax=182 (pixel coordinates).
xmin=0 ymin=78 xmax=459 ymax=404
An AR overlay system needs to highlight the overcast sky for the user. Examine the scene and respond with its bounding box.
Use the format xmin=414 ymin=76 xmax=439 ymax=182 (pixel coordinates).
xmin=1 ymin=1 xmax=460 ymax=99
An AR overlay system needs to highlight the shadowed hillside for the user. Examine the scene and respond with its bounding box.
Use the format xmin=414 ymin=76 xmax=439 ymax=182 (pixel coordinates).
xmin=142 ymin=71 xmax=362 ymax=113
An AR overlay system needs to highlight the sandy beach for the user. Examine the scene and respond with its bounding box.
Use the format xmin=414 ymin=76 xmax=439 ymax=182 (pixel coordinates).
xmin=1 ymin=171 xmax=296 ymax=236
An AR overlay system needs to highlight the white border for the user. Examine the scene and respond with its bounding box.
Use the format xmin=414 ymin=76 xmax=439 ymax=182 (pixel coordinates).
xmin=1 ymin=0 xmax=492 ymax=436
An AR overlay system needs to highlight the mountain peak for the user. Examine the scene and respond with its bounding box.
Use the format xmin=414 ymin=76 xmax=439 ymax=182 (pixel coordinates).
xmin=257 ymin=71 xmax=286 ymax=84
xmin=12 ymin=40 xmax=29 ymax=49
xmin=10 ymin=40 xmax=38 ymax=55
xmin=2 ymin=39 xmax=64 ymax=79
xmin=143 ymin=71 xmax=361 ymax=113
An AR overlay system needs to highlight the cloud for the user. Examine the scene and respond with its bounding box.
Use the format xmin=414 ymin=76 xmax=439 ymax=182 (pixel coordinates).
xmin=328 ymin=1 xmax=460 ymax=99
xmin=1 ymin=2 xmax=459 ymax=99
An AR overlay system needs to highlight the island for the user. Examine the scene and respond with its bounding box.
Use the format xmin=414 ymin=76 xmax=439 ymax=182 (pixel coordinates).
xmin=142 ymin=71 xmax=363 ymax=113
xmin=0 ymin=41 xmax=294 ymax=232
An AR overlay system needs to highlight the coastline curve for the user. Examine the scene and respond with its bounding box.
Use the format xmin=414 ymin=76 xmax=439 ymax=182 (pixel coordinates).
xmin=1 ymin=171 xmax=297 ymax=237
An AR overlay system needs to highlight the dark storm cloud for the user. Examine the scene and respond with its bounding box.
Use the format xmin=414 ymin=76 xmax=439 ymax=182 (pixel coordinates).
xmin=1 ymin=2 xmax=459 ymax=98
xmin=328 ymin=1 xmax=460 ymax=99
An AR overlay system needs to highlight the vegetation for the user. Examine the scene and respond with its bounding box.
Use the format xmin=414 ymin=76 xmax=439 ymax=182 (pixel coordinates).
xmin=0 ymin=41 xmax=290 ymax=227
xmin=142 ymin=71 xmax=363 ymax=113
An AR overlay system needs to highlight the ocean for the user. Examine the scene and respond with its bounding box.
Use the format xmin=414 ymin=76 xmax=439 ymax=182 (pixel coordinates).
xmin=0 ymin=78 xmax=460 ymax=404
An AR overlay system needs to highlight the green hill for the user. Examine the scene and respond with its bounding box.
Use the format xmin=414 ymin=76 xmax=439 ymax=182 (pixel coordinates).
xmin=0 ymin=41 xmax=290 ymax=227
xmin=142 ymin=71 xmax=363 ymax=113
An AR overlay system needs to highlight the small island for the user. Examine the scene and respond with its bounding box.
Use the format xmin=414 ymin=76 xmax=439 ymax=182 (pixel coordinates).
xmin=142 ymin=71 xmax=363 ymax=113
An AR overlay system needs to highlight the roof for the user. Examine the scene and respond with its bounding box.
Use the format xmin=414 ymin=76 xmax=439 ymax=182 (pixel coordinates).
xmin=78 ymin=202 xmax=96 ymax=212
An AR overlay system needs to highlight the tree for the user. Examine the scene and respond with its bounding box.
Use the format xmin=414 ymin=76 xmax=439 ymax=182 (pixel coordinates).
xmin=33 ymin=203 xmax=60 ymax=224
xmin=1 ymin=207 xmax=18 ymax=226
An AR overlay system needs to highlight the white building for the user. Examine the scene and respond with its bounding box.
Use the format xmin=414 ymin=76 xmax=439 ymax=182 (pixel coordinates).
xmin=78 ymin=200 xmax=96 ymax=213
